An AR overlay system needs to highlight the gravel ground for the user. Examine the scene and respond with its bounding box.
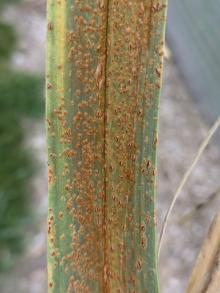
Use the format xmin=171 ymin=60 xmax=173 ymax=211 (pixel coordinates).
xmin=1 ymin=1 xmax=220 ymax=292
xmin=158 ymin=61 xmax=220 ymax=293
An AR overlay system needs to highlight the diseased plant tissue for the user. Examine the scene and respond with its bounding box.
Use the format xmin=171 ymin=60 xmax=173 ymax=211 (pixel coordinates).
xmin=47 ymin=1 xmax=167 ymax=292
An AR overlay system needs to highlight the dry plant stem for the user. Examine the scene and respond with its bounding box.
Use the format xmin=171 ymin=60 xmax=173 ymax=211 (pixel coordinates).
xmin=187 ymin=211 xmax=220 ymax=293
xmin=46 ymin=0 xmax=167 ymax=292
xmin=158 ymin=115 xmax=220 ymax=258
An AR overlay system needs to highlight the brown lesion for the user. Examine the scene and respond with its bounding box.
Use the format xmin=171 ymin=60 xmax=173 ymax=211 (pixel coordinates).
xmin=48 ymin=165 xmax=54 ymax=185
xmin=48 ymin=21 xmax=53 ymax=31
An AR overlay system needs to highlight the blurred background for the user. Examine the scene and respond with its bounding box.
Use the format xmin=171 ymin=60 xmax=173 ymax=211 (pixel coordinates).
xmin=0 ymin=0 xmax=219 ymax=292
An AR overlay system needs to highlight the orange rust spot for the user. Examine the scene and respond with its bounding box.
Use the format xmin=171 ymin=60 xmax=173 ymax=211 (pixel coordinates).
xmin=136 ymin=259 xmax=143 ymax=271
xmin=64 ymin=149 xmax=76 ymax=158
xmin=75 ymin=89 xmax=81 ymax=96
xmin=152 ymin=3 xmax=166 ymax=13
xmin=49 ymin=282 xmax=53 ymax=288
xmin=141 ymin=238 xmax=146 ymax=248
xmin=51 ymin=250 xmax=56 ymax=257
xmin=156 ymin=67 xmax=161 ymax=77
xmin=47 ymin=83 xmax=53 ymax=89
xmin=64 ymin=184 xmax=71 ymax=191
xmin=95 ymin=62 xmax=104 ymax=88
xmin=104 ymin=264 xmax=108 ymax=283
xmin=96 ymin=110 xmax=103 ymax=118
xmin=146 ymin=211 xmax=151 ymax=224
xmin=98 ymin=77 xmax=104 ymax=90
xmin=66 ymin=198 xmax=73 ymax=210
xmin=99 ymin=0 xmax=105 ymax=9
xmin=126 ymin=27 xmax=131 ymax=34
xmin=58 ymin=211 xmax=64 ymax=220
xmin=48 ymin=21 xmax=53 ymax=31
xmin=48 ymin=166 xmax=53 ymax=185
xmin=60 ymin=233 xmax=65 ymax=240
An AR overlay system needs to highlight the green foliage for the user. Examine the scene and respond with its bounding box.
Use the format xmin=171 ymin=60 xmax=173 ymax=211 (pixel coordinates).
xmin=0 ymin=116 xmax=32 ymax=270
xmin=0 ymin=70 xmax=43 ymax=118
xmin=0 ymin=73 xmax=43 ymax=271
xmin=0 ymin=0 xmax=43 ymax=271
xmin=0 ymin=22 xmax=16 ymax=60
xmin=0 ymin=0 xmax=21 ymax=8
